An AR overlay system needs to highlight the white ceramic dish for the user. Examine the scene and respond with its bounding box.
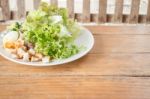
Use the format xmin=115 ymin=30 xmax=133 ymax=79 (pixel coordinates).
xmin=0 ymin=27 xmax=94 ymax=66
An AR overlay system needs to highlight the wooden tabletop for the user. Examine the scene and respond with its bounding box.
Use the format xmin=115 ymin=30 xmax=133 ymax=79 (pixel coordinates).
xmin=0 ymin=25 xmax=150 ymax=99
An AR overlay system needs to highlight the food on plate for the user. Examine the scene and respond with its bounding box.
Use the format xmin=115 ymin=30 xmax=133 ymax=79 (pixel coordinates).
xmin=2 ymin=2 xmax=82 ymax=63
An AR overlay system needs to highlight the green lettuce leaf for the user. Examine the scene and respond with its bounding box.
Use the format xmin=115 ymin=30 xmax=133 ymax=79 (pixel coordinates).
xmin=21 ymin=2 xmax=81 ymax=59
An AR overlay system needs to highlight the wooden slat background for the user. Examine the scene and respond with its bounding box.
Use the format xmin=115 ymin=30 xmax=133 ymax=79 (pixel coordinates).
xmin=0 ymin=0 xmax=150 ymax=24
xmin=16 ymin=0 xmax=26 ymax=19
xmin=0 ymin=0 xmax=10 ymax=20
xmin=33 ymin=0 xmax=41 ymax=10
xmin=98 ymin=0 xmax=107 ymax=23
xmin=67 ymin=0 xmax=74 ymax=19
xmin=113 ymin=0 xmax=124 ymax=23
xmin=50 ymin=0 xmax=58 ymax=6
xmin=129 ymin=0 xmax=141 ymax=23
xmin=147 ymin=0 xmax=150 ymax=23
xmin=82 ymin=0 xmax=90 ymax=22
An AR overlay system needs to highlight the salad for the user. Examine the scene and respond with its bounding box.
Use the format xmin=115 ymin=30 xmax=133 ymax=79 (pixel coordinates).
xmin=3 ymin=2 xmax=82 ymax=63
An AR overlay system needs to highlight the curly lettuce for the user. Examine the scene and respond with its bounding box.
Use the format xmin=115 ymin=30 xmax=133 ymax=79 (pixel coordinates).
xmin=21 ymin=2 xmax=81 ymax=59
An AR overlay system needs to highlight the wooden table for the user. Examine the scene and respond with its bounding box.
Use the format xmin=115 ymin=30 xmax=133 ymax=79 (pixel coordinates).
xmin=0 ymin=25 xmax=150 ymax=99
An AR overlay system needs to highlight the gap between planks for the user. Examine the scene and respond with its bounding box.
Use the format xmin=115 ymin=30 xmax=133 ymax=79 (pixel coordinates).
xmin=0 ymin=73 xmax=150 ymax=78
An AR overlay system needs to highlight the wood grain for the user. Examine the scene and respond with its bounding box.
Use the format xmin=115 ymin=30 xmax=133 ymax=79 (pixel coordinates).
xmin=147 ymin=0 xmax=150 ymax=23
xmin=82 ymin=0 xmax=90 ymax=22
xmin=129 ymin=0 xmax=140 ymax=23
xmin=92 ymin=35 xmax=150 ymax=53
xmin=0 ymin=76 xmax=150 ymax=99
xmin=1 ymin=53 xmax=150 ymax=76
xmin=0 ymin=24 xmax=6 ymax=31
xmin=85 ymin=25 xmax=150 ymax=35
xmin=98 ymin=0 xmax=107 ymax=23
xmin=0 ymin=0 xmax=10 ymax=20
xmin=67 ymin=0 xmax=74 ymax=19
xmin=50 ymin=0 xmax=58 ymax=6
xmin=0 ymin=25 xmax=150 ymax=76
xmin=33 ymin=0 xmax=41 ymax=10
xmin=16 ymin=0 xmax=26 ymax=19
xmin=113 ymin=0 xmax=123 ymax=23
xmin=0 ymin=0 xmax=148 ymax=23
xmin=1 ymin=25 xmax=150 ymax=98
xmin=74 ymin=13 xmax=146 ymax=23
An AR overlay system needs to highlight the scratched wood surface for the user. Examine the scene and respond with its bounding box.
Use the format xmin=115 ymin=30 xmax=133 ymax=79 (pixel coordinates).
xmin=0 ymin=25 xmax=150 ymax=99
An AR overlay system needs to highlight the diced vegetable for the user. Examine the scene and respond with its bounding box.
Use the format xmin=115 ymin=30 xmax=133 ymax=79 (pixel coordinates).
xmin=42 ymin=56 xmax=51 ymax=63
xmin=31 ymin=56 xmax=40 ymax=62
xmin=23 ymin=53 xmax=30 ymax=62
xmin=28 ymin=48 xmax=36 ymax=56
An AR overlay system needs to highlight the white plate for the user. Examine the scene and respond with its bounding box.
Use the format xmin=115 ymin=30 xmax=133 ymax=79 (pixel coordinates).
xmin=0 ymin=27 xmax=94 ymax=66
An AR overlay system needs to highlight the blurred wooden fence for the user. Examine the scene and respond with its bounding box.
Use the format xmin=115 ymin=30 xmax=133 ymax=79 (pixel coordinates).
xmin=0 ymin=0 xmax=150 ymax=24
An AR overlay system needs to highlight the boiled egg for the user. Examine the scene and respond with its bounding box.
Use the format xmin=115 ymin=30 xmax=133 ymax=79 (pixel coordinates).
xmin=3 ymin=31 xmax=19 ymax=48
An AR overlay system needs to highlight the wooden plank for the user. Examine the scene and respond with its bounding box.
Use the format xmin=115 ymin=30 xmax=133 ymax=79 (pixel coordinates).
xmin=33 ymin=0 xmax=41 ymax=10
xmin=74 ymin=13 xmax=147 ymax=23
xmin=16 ymin=0 xmax=26 ymax=19
xmin=147 ymin=0 xmax=150 ymax=23
xmin=0 ymin=24 xmax=6 ymax=30
xmin=67 ymin=0 xmax=74 ymax=19
xmin=91 ymin=14 xmax=98 ymax=22
xmin=129 ymin=0 xmax=140 ymax=23
xmin=1 ymin=53 xmax=150 ymax=76
xmin=85 ymin=25 xmax=150 ymax=35
xmin=139 ymin=14 xmax=146 ymax=23
xmin=113 ymin=0 xmax=124 ymax=23
xmin=76 ymin=13 xmax=108 ymax=23
xmin=0 ymin=76 xmax=150 ymax=99
xmin=1 ymin=26 xmax=150 ymax=76
xmin=82 ymin=0 xmax=91 ymax=22
xmin=11 ymin=11 xmax=20 ymax=20
xmin=75 ymin=13 xmax=82 ymax=22
xmin=1 ymin=25 xmax=150 ymax=53
xmin=92 ymin=35 xmax=150 ymax=53
xmin=74 ymin=14 xmax=121 ymax=23
xmin=0 ymin=7 xmax=3 ymax=20
xmin=98 ymin=0 xmax=107 ymax=23
xmin=0 ymin=0 xmax=10 ymax=20
xmin=51 ymin=0 xmax=58 ymax=6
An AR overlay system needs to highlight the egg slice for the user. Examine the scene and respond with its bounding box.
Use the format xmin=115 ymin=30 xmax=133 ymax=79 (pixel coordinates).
xmin=3 ymin=31 xmax=19 ymax=42
xmin=3 ymin=31 xmax=19 ymax=48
